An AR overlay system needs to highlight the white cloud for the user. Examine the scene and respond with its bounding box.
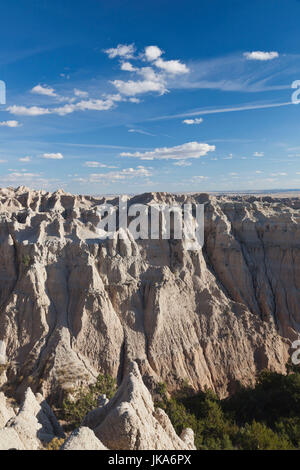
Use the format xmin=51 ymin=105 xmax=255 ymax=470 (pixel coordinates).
xmin=129 ymin=97 xmax=141 ymax=103
xmin=144 ymin=45 xmax=188 ymax=74
xmin=74 ymin=88 xmax=89 ymax=98
xmin=31 ymin=84 xmax=57 ymax=97
xmin=0 ymin=169 xmax=64 ymax=189
xmin=41 ymin=153 xmax=63 ymax=160
xmin=112 ymin=65 xmax=168 ymax=97
xmin=154 ymin=57 xmax=189 ymax=74
xmin=7 ymin=105 xmax=50 ymax=116
xmin=6 ymin=172 xmax=41 ymax=180
xmin=111 ymin=78 xmax=167 ymax=96
xmin=0 ymin=120 xmax=21 ymax=127
xmin=253 ymin=151 xmax=264 ymax=157
xmin=0 ymin=159 xmax=7 ymax=163
xmin=8 ymin=44 xmax=190 ymax=121
xmin=244 ymin=51 xmax=279 ymax=61
xmin=109 ymin=44 xmax=189 ymax=97
xmin=128 ymin=128 xmax=155 ymax=136
xmin=144 ymin=45 xmax=163 ymax=61
xmin=84 ymin=161 xmax=117 ymax=168
xmin=105 ymin=44 xmax=135 ymax=59
xmin=8 ymin=96 xmax=117 ymax=117
xmin=183 ymin=118 xmax=203 ymax=125
xmin=121 ymin=141 xmax=215 ymax=160
xmin=191 ymin=175 xmax=209 ymax=181
xmin=271 ymin=172 xmax=287 ymax=176
xmin=76 ymin=166 xmax=152 ymax=184
xmin=19 ymin=156 xmax=32 ymax=162
xmin=75 ymin=98 xmax=116 ymax=111
xmin=149 ymin=101 xmax=292 ymax=122
xmin=173 ymin=160 xmax=192 ymax=167
xmin=120 ymin=62 xmax=136 ymax=72
xmin=54 ymin=97 xmax=116 ymax=115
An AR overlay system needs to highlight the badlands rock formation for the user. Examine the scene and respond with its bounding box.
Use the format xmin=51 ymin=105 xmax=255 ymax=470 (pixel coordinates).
xmin=61 ymin=427 xmax=107 ymax=450
xmin=83 ymin=361 xmax=196 ymax=450
xmin=0 ymin=362 xmax=194 ymax=450
xmin=0 ymin=387 xmax=64 ymax=450
xmin=0 ymin=187 xmax=298 ymax=401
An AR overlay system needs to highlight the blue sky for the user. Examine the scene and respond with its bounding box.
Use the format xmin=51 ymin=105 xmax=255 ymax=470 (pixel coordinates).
xmin=1 ymin=0 xmax=300 ymax=194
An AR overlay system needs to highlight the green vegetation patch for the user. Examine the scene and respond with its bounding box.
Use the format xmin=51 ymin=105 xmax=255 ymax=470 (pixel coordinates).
xmin=61 ymin=374 xmax=116 ymax=429
xmin=156 ymin=368 xmax=300 ymax=450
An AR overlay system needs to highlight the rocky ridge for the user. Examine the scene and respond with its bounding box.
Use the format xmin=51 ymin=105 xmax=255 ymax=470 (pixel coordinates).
xmin=0 ymin=361 xmax=195 ymax=450
xmin=0 ymin=186 xmax=298 ymax=401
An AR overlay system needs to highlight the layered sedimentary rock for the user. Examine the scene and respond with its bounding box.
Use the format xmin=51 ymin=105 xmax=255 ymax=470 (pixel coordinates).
xmin=0 ymin=186 xmax=298 ymax=399
xmin=82 ymin=361 xmax=196 ymax=450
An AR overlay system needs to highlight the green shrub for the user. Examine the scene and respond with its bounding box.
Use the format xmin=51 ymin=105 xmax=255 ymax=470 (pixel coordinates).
xmin=223 ymin=370 xmax=300 ymax=427
xmin=157 ymin=369 xmax=300 ymax=450
xmin=236 ymin=421 xmax=293 ymax=450
xmin=60 ymin=368 xmax=300 ymax=449
xmin=22 ymin=255 xmax=31 ymax=267
xmin=62 ymin=373 xmax=116 ymax=429
xmin=45 ymin=437 xmax=65 ymax=450
xmin=156 ymin=384 xmax=237 ymax=449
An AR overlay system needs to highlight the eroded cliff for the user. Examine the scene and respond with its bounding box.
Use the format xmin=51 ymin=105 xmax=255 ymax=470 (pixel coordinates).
xmin=0 ymin=186 xmax=298 ymax=400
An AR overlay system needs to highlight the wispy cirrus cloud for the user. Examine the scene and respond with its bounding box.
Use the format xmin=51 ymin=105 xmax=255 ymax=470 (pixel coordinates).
xmin=83 ymin=161 xmax=117 ymax=168
xmin=41 ymin=152 xmax=63 ymax=160
xmin=147 ymin=100 xmax=293 ymax=122
xmin=74 ymin=165 xmax=152 ymax=184
xmin=166 ymin=52 xmax=295 ymax=93
xmin=128 ymin=128 xmax=156 ymax=136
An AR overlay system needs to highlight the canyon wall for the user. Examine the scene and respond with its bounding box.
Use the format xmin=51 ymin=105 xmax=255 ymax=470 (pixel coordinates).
xmin=0 ymin=187 xmax=298 ymax=400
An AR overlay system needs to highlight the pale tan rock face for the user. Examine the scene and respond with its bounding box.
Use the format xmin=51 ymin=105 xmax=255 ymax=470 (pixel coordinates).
xmin=0 ymin=387 xmax=64 ymax=450
xmin=83 ymin=361 xmax=196 ymax=450
xmin=0 ymin=392 xmax=15 ymax=428
xmin=61 ymin=427 xmax=107 ymax=450
xmin=0 ymin=187 xmax=297 ymax=399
